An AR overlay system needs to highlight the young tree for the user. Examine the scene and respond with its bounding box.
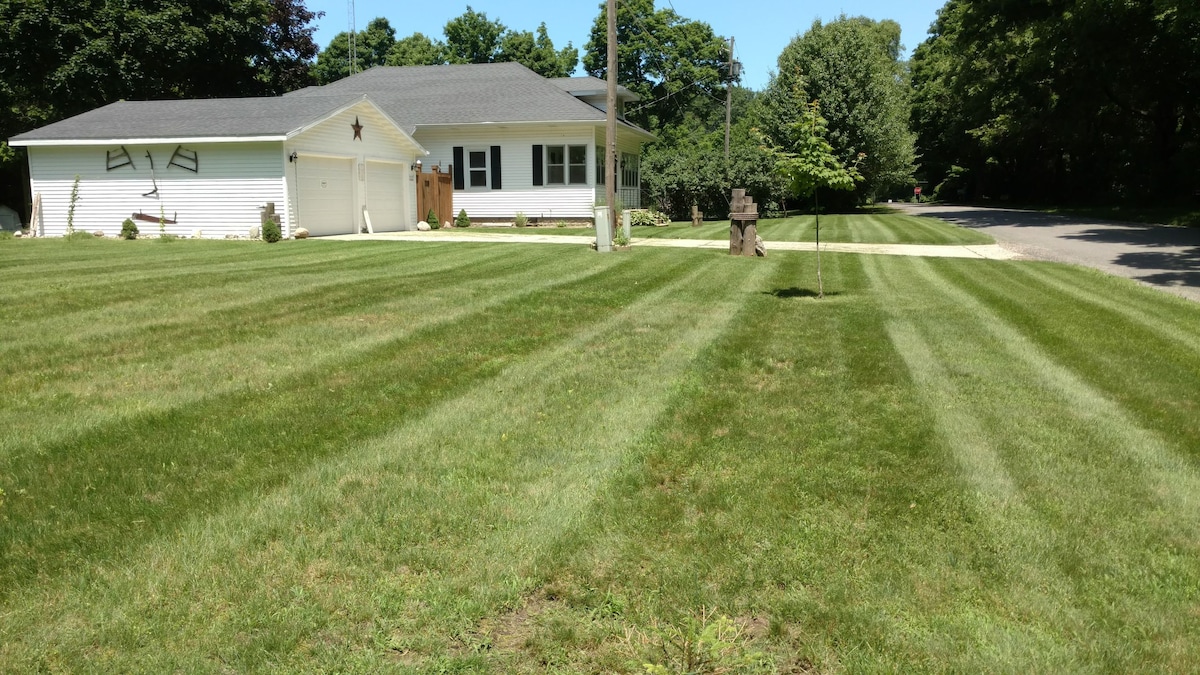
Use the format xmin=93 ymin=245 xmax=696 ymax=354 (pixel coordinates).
xmin=761 ymin=16 xmax=913 ymax=205
xmin=771 ymin=101 xmax=863 ymax=298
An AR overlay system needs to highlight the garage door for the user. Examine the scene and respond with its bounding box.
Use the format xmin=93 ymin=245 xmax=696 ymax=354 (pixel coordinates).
xmin=297 ymin=156 xmax=354 ymax=236
xmin=365 ymin=161 xmax=407 ymax=232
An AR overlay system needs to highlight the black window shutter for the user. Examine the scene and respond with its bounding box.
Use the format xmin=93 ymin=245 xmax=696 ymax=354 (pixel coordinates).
xmin=452 ymin=146 xmax=464 ymax=190
xmin=532 ymin=145 xmax=543 ymax=186
xmin=490 ymin=146 xmax=502 ymax=190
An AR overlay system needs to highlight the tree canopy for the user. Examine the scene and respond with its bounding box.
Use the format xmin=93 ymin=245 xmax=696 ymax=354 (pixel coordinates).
xmin=910 ymin=0 xmax=1200 ymax=204
xmin=314 ymin=8 xmax=578 ymax=81
xmin=760 ymin=16 xmax=914 ymax=205
xmin=582 ymin=0 xmax=729 ymax=131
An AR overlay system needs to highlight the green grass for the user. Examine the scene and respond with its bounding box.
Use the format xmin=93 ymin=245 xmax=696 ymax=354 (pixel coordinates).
xmin=511 ymin=211 xmax=995 ymax=245
xmin=2 ymin=234 xmax=1199 ymax=672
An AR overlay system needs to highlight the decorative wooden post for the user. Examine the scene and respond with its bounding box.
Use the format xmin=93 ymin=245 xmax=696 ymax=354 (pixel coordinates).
xmin=691 ymin=204 xmax=704 ymax=227
xmin=728 ymin=189 xmax=758 ymax=256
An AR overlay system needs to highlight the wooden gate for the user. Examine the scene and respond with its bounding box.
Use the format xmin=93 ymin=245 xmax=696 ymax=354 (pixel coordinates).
xmin=415 ymin=165 xmax=453 ymax=227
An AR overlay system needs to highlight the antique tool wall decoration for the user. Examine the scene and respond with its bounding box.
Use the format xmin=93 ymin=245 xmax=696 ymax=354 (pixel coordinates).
xmin=106 ymin=146 xmax=135 ymax=171
xmin=168 ymin=145 xmax=198 ymax=172
xmin=143 ymin=151 xmax=159 ymax=197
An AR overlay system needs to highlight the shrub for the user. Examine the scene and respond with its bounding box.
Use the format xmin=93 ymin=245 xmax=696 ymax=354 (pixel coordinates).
xmin=556 ymin=220 xmax=567 ymax=228
xmin=0 ymin=231 xmax=14 ymax=240
xmin=629 ymin=209 xmax=669 ymax=227
xmin=454 ymin=209 xmax=470 ymax=228
xmin=514 ymin=212 xmax=528 ymax=228
xmin=262 ymin=218 xmax=282 ymax=243
xmin=63 ymin=230 xmax=94 ymax=241
xmin=121 ymin=218 xmax=139 ymax=240
xmin=426 ymin=208 xmax=437 ymax=225
xmin=155 ymin=233 xmax=179 ymax=243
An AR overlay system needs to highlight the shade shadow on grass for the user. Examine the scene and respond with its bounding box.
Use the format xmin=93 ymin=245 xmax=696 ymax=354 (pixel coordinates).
xmin=765 ymin=287 xmax=840 ymax=299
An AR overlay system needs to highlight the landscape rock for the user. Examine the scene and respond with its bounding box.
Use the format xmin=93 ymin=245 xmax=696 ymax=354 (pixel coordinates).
xmin=192 ymin=229 xmax=203 ymax=239
xmin=294 ymin=227 xmax=309 ymax=239
xmin=93 ymin=230 xmax=105 ymax=238
xmin=755 ymin=235 xmax=767 ymax=257
xmin=416 ymin=221 xmax=431 ymax=231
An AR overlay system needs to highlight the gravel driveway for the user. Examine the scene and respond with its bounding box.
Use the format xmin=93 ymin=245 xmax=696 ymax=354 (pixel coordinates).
xmin=892 ymin=203 xmax=1200 ymax=302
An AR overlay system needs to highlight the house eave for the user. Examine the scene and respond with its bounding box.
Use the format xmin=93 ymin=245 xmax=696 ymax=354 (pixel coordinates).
xmin=413 ymin=119 xmax=656 ymax=142
xmin=10 ymin=135 xmax=288 ymax=148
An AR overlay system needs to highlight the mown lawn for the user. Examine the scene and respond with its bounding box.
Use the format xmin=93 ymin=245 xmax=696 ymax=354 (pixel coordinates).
xmin=2 ymin=234 xmax=1199 ymax=672
xmin=510 ymin=210 xmax=994 ymax=246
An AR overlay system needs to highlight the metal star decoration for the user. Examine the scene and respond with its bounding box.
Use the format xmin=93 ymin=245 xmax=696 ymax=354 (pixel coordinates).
xmin=352 ymin=116 xmax=363 ymax=141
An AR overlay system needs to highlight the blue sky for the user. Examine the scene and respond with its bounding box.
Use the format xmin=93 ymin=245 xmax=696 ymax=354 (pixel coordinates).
xmin=304 ymin=1 xmax=948 ymax=91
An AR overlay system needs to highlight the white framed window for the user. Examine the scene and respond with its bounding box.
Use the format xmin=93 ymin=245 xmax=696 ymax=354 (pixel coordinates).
xmin=621 ymin=152 xmax=639 ymax=188
xmin=468 ymin=149 xmax=488 ymax=188
xmin=546 ymin=144 xmax=588 ymax=185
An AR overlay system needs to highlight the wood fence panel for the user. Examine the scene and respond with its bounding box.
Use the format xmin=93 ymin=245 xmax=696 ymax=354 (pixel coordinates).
xmin=416 ymin=166 xmax=454 ymax=227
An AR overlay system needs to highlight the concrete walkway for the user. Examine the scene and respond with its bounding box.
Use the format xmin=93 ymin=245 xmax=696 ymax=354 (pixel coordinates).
xmin=319 ymin=229 xmax=1020 ymax=260
xmin=892 ymin=203 xmax=1200 ymax=302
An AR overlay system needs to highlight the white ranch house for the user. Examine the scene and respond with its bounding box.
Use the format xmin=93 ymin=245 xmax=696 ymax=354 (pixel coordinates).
xmin=9 ymin=62 xmax=653 ymax=238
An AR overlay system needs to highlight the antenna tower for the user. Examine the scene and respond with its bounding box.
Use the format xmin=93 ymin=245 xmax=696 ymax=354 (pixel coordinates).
xmin=348 ymin=0 xmax=357 ymax=74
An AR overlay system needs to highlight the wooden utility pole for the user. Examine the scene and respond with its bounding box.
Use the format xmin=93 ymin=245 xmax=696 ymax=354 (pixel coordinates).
xmin=604 ymin=0 xmax=618 ymax=247
xmin=724 ymin=36 xmax=734 ymax=163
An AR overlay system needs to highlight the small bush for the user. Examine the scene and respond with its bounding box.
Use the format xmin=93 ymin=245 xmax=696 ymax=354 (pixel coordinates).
xmin=454 ymin=209 xmax=470 ymax=228
xmin=629 ymin=209 xmax=669 ymax=227
xmin=121 ymin=218 xmax=139 ymax=240
xmin=426 ymin=208 xmax=437 ymax=225
xmin=514 ymin=212 xmax=528 ymax=228
xmin=63 ymin=230 xmax=94 ymax=241
xmin=262 ymin=218 xmax=282 ymax=243
xmin=556 ymin=220 xmax=567 ymax=228
xmin=0 ymin=231 xmax=14 ymax=240
xmin=156 ymin=233 xmax=179 ymax=243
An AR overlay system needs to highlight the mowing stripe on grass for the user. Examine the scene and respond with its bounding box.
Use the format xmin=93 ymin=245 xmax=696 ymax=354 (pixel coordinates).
xmin=0 ymin=245 xmax=577 ymax=456
xmin=906 ymin=256 xmax=1200 ymax=521
xmin=0 ymin=247 xmax=691 ymax=594
xmin=0 ymin=255 xmax=776 ymax=670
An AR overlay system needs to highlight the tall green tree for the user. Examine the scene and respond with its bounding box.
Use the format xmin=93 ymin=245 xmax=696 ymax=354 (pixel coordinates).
xmin=443 ymin=6 xmax=506 ymax=64
xmin=385 ymin=33 xmax=448 ymax=67
xmin=911 ymin=0 xmax=1200 ymax=204
xmin=761 ymin=16 xmax=914 ymax=205
xmin=497 ymin=24 xmax=578 ymax=78
xmin=313 ymin=17 xmax=397 ymax=84
xmin=582 ymin=0 xmax=729 ymax=131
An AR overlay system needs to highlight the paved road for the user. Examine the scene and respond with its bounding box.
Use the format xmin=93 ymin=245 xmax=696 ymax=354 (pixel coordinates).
xmin=892 ymin=203 xmax=1200 ymax=302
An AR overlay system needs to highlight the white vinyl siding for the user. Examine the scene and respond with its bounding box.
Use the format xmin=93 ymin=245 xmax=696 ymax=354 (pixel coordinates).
xmin=27 ymin=143 xmax=284 ymax=238
xmin=415 ymin=125 xmax=598 ymax=219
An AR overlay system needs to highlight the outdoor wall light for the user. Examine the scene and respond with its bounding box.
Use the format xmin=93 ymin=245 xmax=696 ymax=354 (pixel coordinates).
xmin=288 ymin=152 xmax=298 ymax=162
xmin=411 ymin=159 xmax=422 ymax=172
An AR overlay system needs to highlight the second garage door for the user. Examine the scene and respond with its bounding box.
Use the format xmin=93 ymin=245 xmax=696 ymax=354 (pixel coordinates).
xmin=297 ymin=156 xmax=354 ymax=236
xmin=365 ymin=161 xmax=407 ymax=232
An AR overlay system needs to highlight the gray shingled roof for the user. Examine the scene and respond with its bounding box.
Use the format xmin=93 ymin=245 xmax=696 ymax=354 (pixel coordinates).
xmin=10 ymin=95 xmax=364 ymax=143
xmin=548 ymin=76 xmax=640 ymax=101
xmin=287 ymin=62 xmax=651 ymax=137
xmin=10 ymin=62 xmax=653 ymax=144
